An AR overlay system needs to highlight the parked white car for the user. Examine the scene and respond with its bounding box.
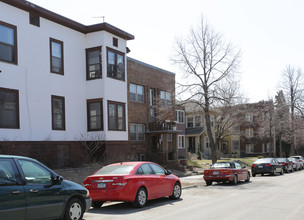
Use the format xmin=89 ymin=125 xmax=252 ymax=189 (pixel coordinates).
xmin=288 ymin=157 xmax=302 ymax=171
xmin=290 ymin=156 xmax=304 ymax=169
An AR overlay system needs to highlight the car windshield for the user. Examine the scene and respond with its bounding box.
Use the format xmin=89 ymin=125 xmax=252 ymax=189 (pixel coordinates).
xmin=211 ymin=162 xmax=231 ymax=169
xmin=94 ymin=165 xmax=135 ymax=175
xmin=254 ymin=158 xmax=272 ymax=164
xmin=276 ymin=158 xmax=286 ymax=162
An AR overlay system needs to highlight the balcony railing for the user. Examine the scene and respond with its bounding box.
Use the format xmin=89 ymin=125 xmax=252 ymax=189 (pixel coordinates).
xmin=149 ymin=121 xmax=176 ymax=132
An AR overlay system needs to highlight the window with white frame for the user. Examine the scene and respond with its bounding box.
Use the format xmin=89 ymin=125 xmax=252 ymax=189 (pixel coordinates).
xmin=245 ymin=128 xmax=254 ymax=138
xmin=210 ymin=115 xmax=214 ymax=127
xmin=130 ymin=83 xmax=144 ymax=103
xmin=160 ymin=91 xmax=171 ymax=106
xmin=178 ymin=135 xmax=185 ymax=148
xmin=246 ymin=144 xmax=254 ymax=153
xmin=232 ymin=140 xmax=240 ymax=151
xmin=195 ymin=116 xmax=201 ymax=127
xmin=187 ymin=116 xmax=193 ymax=128
xmin=130 ymin=123 xmax=145 ymax=141
xmin=232 ymin=125 xmax=240 ymax=134
xmin=176 ymin=110 xmax=185 ymax=124
xmin=168 ymin=133 xmax=172 ymax=142
xmin=245 ymin=113 xmax=253 ymax=122
xmin=206 ymin=136 xmax=210 ymax=148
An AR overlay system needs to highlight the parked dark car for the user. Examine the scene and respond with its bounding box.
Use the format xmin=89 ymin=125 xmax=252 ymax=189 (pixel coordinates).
xmin=251 ymin=158 xmax=283 ymax=177
xmin=0 ymin=155 xmax=91 ymax=220
xmin=203 ymin=161 xmax=250 ymax=186
xmin=277 ymin=158 xmax=293 ymax=173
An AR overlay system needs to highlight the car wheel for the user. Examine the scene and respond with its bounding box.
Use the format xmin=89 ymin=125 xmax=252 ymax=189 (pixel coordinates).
xmin=252 ymin=173 xmax=256 ymax=177
xmin=280 ymin=169 xmax=283 ymax=175
xmin=169 ymin=182 xmax=181 ymax=200
xmin=92 ymin=201 xmax=104 ymax=208
xmin=206 ymin=181 xmax=212 ymax=186
xmin=64 ymin=198 xmax=84 ymax=220
xmin=245 ymin=173 xmax=250 ymax=182
xmin=133 ymin=187 xmax=147 ymax=208
xmin=231 ymin=175 xmax=238 ymax=185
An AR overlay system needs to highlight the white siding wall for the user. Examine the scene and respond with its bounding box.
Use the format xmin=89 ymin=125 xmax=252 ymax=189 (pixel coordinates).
xmin=0 ymin=2 xmax=128 ymax=142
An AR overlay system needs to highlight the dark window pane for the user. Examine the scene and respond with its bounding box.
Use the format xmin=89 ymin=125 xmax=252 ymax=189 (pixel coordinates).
xmin=0 ymin=89 xmax=18 ymax=128
xmin=107 ymin=49 xmax=124 ymax=81
xmin=87 ymin=48 xmax=102 ymax=79
xmin=108 ymin=104 xmax=116 ymax=130
xmin=88 ymin=101 xmax=103 ymax=131
xmin=0 ymin=44 xmax=13 ymax=62
xmin=52 ymin=96 xmax=65 ymax=130
xmin=50 ymin=39 xmax=63 ymax=74
xmin=0 ymin=23 xmax=16 ymax=64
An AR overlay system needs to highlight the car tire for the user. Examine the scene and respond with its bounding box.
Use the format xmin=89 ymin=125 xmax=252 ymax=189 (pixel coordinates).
xmin=232 ymin=175 xmax=238 ymax=185
xmin=132 ymin=187 xmax=147 ymax=208
xmin=206 ymin=181 xmax=212 ymax=186
xmin=245 ymin=173 xmax=250 ymax=182
xmin=280 ymin=169 xmax=283 ymax=175
xmin=252 ymin=173 xmax=256 ymax=177
xmin=92 ymin=201 xmax=104 ymax=208
xmin=169 ymin=182 xmax=181 ymax=200
xmin=64 ymin=198 xmax=84 ymax=220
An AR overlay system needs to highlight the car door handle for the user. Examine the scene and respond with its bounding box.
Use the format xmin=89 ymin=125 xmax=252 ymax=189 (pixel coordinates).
xmin=30 ymin=189 xmax=38 ymax=193
xmin=11 ymin=190 xmax=20 ymax=194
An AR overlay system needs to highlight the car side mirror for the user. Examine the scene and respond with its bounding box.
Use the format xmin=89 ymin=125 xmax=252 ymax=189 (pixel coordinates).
xmin=166 ymin=170 xmax=172 ymax=175
xmin=52 ymin=175 xmax=63 ymax=185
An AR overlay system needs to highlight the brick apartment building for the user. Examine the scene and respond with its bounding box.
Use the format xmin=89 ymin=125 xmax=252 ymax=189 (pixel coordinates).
xmin=127 ymin=57 xmax=185 ymax=164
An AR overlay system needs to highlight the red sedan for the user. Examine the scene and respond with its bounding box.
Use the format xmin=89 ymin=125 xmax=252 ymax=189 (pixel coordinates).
xmin=83 ymin=161 xmax=182 ymax=208
xmin=203 ymin=161 xmax=250 ymax=186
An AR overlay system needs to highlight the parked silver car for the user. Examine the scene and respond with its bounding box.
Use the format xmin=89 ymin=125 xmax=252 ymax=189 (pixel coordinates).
xmin=288 ymin=157 xmax=302 ymax=171
xmin=290 ymin=156 xmax=304 ymax=169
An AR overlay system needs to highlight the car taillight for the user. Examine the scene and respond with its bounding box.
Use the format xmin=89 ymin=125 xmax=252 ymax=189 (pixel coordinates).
xmin=251 ymin=164 xmax=256 ymax=168
xmin=83 ymin=178 xmax=92 ymax=187
xmin=292 ymin=162 xmax=295 ymax=165
xmin=265 ymin=164 xmax=272 ymax=167
xmin=282 ymin=163 xmax=286 ymax=166
xmin=112 ymin=177 xmax=129 ymax=186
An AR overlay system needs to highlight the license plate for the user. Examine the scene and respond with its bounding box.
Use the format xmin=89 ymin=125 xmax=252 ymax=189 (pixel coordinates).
xmin=97 ymin=183 xmax=106 ymax=188
xmin=258 ymin=165 xmax=263 ymax=168
xmin=213 ymin=171 xmax=219 ymax=175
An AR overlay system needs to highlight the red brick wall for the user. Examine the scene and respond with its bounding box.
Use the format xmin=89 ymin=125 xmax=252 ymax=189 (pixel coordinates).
xmin=127 ymin=58 xmax=176 ymax=159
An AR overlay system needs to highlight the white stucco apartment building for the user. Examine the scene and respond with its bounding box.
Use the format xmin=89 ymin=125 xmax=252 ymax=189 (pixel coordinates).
xmin=0 ymin=0 xmax=134 ymax=167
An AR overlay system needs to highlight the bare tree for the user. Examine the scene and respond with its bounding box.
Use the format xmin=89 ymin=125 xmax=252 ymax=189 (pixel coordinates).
xmin=274 ymin=90 xmax=291 ymax=156
xmin=172 ymin=16 xmax=241 ymax=163
xmin=280 ymin=65 xmax=304 ymax=155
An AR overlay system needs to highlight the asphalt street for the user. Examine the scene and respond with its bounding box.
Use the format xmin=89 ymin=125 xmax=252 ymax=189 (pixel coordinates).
xmin=83 ymin=171 xmax=304 ymax=220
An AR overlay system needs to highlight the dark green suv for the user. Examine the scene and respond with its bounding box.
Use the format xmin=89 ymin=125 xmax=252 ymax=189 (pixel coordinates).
xmin=0 ymin=155 xmax=91 ymax=220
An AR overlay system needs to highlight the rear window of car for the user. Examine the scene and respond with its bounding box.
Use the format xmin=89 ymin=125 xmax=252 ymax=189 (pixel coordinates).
xmin=94 ymin=165 xmax=135 ymax=175
xmin=211 ymin=162 xmax=231 ymax=169
xmin=254 ymin=158 xmax=272 ymax=164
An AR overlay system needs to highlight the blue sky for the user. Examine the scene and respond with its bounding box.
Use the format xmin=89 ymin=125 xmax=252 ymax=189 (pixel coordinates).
xmin=30 ymin=0 xmax=304 ymax=102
